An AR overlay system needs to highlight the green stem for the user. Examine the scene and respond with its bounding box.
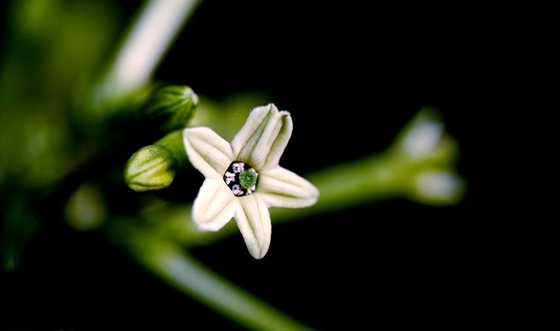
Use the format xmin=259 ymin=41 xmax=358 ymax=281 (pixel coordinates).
xmin=111 ymin=222 xmax=313 ymax=331
xmin=155 ymin=130 xmax=188 ymax=167
xmin=92 ymin=0 xmax=200 ymax=110
xmin=273 ymin=152 xmax=403 ymax=221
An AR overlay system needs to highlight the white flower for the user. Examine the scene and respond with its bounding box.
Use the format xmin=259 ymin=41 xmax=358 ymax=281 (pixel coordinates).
xmin=183 ymin=104 xmax=319 ymax=259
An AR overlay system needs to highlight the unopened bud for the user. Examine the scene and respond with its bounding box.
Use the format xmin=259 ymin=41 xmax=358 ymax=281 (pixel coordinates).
xmin=143 ymin=85 xmax=198 ymax=131
xmin=392 ymin=108 xmax=457 ymax=164
xmin=124 ymin=131 xmax=186 ymax=191
xmin=125 ymin=145 xmax=175 ymax=191
xmin=407 ymin=169 xmax=465 ymax=205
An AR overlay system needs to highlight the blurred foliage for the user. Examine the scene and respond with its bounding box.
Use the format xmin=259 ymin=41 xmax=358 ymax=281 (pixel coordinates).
xmin=1 ymin=0 xmax=120 ymax=272
xmin=1 ymin=0 xmax=119 ymax=186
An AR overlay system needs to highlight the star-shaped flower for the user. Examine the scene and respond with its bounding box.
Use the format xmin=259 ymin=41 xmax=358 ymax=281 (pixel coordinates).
xmin=183 ymin=104 xmax=319 ymax=259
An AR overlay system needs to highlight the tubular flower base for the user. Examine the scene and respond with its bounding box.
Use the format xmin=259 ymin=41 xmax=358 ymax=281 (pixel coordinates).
xmin=183 ymin=104 xmax=319 ymax=259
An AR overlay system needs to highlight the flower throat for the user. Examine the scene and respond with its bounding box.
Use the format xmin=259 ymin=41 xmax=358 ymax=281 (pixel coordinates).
xmin=223 ymin=161 xmax=258 ymax=196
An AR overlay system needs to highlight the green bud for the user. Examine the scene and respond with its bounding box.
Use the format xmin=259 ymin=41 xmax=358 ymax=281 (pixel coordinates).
xmin=124 ymin=131 xmax=186 ymax=191
xmin=125 ymin=145 xmax=176 ymax=192
xmin=143 ymin=85 xmax=198 ymax=131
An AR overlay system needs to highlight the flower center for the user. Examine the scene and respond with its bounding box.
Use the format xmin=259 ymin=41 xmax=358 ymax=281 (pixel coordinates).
xmin=223 ymin=161 xmax=258 ymax=196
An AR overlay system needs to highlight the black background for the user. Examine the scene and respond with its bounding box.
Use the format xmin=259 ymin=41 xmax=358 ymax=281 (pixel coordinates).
xmin=1 ymin=2 xmax=552 ymax=330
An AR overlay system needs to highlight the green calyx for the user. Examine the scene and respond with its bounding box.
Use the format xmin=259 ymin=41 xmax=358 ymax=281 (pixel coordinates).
xmin=239 ymin=170 xmax=258 ymax=189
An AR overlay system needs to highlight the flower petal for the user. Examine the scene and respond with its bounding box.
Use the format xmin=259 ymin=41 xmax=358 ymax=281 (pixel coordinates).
xmin=192 ymin=179 xmax=236 ymax=231
xmin=231 ymin=104 xmax=293 ymax=170
xmin=183 ymin=127 xmax=234 ymax=178
xmin=235 ymin=195 xmax=271 ymax=259
xmin=230 ymin=105 xmax=273 ymax=156
xmin=258 ymin=166 xmax=319 ymax=208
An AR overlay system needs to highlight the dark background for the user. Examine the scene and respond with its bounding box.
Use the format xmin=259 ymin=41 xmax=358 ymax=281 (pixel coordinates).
xmin=1 ymin=2 xmax=550 ymax=329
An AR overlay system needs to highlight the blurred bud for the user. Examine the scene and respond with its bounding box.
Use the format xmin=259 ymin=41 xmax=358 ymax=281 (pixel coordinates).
xmin=392 ymin=108 xmax=458 ymax=164
xmin=124 ymin=131 xmax=185 ymax=191
xmin=407 ymin=168 xmax=466 ymax=205
xmin=143 ymin=85 xmax=198 ymax=131
xmin=389 ymin=108 xmax=466 ymax=206
xmin=65 ymin=183 xmax=106 ymax=230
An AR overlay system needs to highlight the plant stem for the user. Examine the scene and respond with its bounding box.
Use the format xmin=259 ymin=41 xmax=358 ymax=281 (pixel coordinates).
xmin=111 ymin=221 xmax=313 ymax=331
xmin=272 ymin=152 xmax=403 ymax=221
xmin=93 ymin=0 xmax=200 ymax=110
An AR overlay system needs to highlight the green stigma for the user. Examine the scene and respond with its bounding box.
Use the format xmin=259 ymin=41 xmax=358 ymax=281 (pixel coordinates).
xmin=239 ymin=169 xmax=258 ymax=189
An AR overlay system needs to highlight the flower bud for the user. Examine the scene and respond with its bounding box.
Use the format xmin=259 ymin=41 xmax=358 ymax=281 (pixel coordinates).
xmin=125 ymin=144 xmax=176 ymax=192
xmin=124 ymin=131 xmax=187 ymax=191
xmin=406 ymin=168 xmax=466 ymax=205
xmin=65 ymin=183 xmax=106 ymax=230
xmin=143 ymin=85 xmax=198 ymax=131
xmin=392 ymin=108 xmax=458 ymax=164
